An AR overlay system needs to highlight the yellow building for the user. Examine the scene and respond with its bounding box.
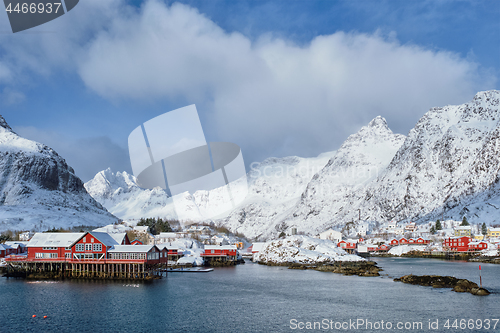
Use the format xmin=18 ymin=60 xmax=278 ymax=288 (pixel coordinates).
xmin=474 ymin=235 xmax=484 ymax=241
xmin=454 ymin=226 xmax=472 ymax=237
xmin=487 ymin=228 xmax=500 ymax=238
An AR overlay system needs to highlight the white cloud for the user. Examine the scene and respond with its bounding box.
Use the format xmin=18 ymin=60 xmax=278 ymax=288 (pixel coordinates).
xmin=1 ymin=0 xmax=497 ymax=168
xmin=1 ymin=88 xmax=25 ymax=105
xmin=77 ymin=0 xmax=496 ymax=163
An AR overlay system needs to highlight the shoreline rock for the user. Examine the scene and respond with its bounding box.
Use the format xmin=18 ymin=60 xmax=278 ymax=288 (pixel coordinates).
xmin=394 ymin=274 xmax=490 ymax=296
xmin=260 ymin=260 xmax=382 ymax=276
xmin=469 ymin=256 xmax=500 ymax=265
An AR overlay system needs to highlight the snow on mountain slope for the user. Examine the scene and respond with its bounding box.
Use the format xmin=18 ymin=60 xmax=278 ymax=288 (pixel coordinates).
xmin=86 ymin=90 xmax=500 ymax=240
xmin=219 ymin=91 xmax=500 ymax=239
xmin=364 ymin=90 xmax=500 ymax=224
xmin=85 ymin=168 xmax=178 ymax=220
xmin=0 ymin=115 xmax=119 ymax=232
xmin=84 ymin=151 xmax=336 ymax=224
xmin=218 ymin=116 xmax=405 ymax=239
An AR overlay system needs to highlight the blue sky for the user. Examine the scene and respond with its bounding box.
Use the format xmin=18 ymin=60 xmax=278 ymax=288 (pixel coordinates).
xmin=0 ymin=0 xmax=499 ymax=181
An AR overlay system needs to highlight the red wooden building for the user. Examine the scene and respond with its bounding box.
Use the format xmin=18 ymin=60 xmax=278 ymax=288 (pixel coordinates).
xmin=7 ymin=232 xmax=166 ymax=280
xmin=407 ymin=237 xmax=430 ymax=245
xmin=468 ymin=241 xmax=488 ymax=251
xmin=337 ymin=240 xmax=357 ymax=254
xmin=157 ymin=245 xmax=183 ymax=265
xmin=443 ymin=236 xmax=471 ymax=252
xmin=201 ymin=245 xmax=238 ymax=264
xmin=376 ymin=244 xmax=391 ymax=252
xmin=389 ymin=237 xmax=414 ymax=246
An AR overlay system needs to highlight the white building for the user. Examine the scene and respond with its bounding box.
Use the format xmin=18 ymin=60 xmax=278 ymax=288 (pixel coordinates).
xmin=386 ymin=221 xmax=397 ymax=232
xmin=318 ymin=229 xmax=342 ymax=243
xmin=19 ymin=231 xmax=33 ymax=241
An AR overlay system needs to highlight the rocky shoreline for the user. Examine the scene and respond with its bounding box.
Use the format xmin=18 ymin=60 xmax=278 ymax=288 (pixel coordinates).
xmin=259 ymin=260 xmax=382 ymax=276
xmin=394 ymin=274 xmax=490 ymax=296
xmin=372 ymin=251 xmax=500 ymax=264
xmin=469 ymin=256 xmax=500 ymax=264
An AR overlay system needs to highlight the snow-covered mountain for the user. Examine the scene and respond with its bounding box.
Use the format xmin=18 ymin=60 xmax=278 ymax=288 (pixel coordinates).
xmin=271 ymin=90 xmax=500 ymax=236
xmin=85 ymin=90 xmax=500 ymax=241
xmin=220 ymin=115 xmax=406 ymax=239
xmin=0 ymin=115 xmax=119 ymax=232
xmin=84 ymin=168 xmax=178 ymax=220
xmin=84 ymin=150 xmax=336 ymax=223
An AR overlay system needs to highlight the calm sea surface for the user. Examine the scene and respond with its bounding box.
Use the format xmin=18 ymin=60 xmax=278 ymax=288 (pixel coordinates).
xmin=1 ymin=258 xmax=499 ymax=333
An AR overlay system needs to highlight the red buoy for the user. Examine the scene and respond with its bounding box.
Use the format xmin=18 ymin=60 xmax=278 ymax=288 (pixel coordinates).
xmin=32 ymin=315 xmax=36 ymax=318
xmin=43 ymin=316 xmax=48 ymax=319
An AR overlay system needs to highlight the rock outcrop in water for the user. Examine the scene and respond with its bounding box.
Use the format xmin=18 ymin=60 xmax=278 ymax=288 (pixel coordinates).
xmin=394 ymin=275 xmax=490 ymax=296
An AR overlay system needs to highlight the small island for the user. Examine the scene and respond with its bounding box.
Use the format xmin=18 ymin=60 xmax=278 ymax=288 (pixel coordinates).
xmin=394 ymin=274 xmax=490 ymax=296
xmin=255 ymin=235 xmax=382 ymax=276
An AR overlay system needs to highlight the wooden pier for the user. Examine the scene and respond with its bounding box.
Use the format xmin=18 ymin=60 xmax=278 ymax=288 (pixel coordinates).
xmin=5 ymin=258 xmax=163 ymax=280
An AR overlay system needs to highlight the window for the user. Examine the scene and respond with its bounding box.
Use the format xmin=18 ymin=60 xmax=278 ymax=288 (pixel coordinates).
xmin=43 ymin=247 xmax=57 ymax=250
xmin=65 ymin=253 xmax=71 ymax=259
xmin=50 ymin=253 xmax=58 ymax=258
xmin=35 ymin=253 xmax=43 ymax=258
xmin=93 ymin=243 xmax=102 ymax=252
xmin=75 ymin=244 xmax=84 ymax=252
xmin=91 ymin=238 xmax=94 ymax=243
xmin=85 ymin=244 xmax=92 ymax=251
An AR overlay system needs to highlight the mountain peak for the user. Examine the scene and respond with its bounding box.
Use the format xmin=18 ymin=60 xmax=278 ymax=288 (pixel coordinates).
xmin=0 ymin=115 xmax=14 ymax=132
xmin=473 ymin=89 xmax=499 ymax=102
xmin=367 ymin=116 xmax=389 ymax=130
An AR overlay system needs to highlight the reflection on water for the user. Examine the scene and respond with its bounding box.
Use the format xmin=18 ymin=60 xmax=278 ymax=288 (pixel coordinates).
xmin=0 ymin=258 xmax=498 ymax=332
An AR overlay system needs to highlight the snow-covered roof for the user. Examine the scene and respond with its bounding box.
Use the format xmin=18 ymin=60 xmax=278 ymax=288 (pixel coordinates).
xmin=251 ymin=242 xmax=266 ymax=252
xmin=489 ymin=227 xmax=500 ymax=232
xmin=446 ymin=236 xmax=470 ymax=240
xmin=0 ymin=244 xmax=7 ymax=251
xmin=204 ymin=245 xmax=237 ymax=250
xmin=89 ymin=232 xmax=120 ymax=246
xmin=134 ymin=226 xmax=150 ymax=232
xmin=156 ymin=244 xmax=179 ymax=251
xmin=108 ymin=233 xmax=127 ymax=245
xmin=108 ymin=245 xmax=155 ymax=253
xmin=455 ymin=226 xmax=472 ymax=230
xmin=157 ymin=232 xmax=177 ymax=238
xmin=319 ymin=229 xmax=341 ymax=235
xmin=27 ymin=233 xmax=84 ymax=248
xmin=4 ymin=241 xmax=27 ymax=247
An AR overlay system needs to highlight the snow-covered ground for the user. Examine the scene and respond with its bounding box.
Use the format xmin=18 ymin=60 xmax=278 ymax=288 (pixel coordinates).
xmin=255 ymin=235 xmax=364 ymax=265
xmin=388 ymin=245 xmax=428 ymax=256
xmin=157 ymin=238 xmax=205 ymax=266
xmin=481 ymin=249 xmax=500 ymax=257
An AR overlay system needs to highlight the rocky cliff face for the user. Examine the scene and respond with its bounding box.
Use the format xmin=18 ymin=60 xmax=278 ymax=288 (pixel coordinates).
xmin=0 ymin=115 xmax=119 ymax=232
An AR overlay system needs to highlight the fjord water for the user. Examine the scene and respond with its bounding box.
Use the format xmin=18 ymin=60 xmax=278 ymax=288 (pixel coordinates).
xmin=1 ymin=258 xmax=499 ymax=332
